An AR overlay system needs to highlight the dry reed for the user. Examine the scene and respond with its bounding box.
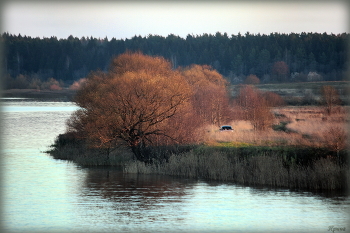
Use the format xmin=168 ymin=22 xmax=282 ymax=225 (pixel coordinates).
xmin=124 ymin=149 xmax=348 ymax=190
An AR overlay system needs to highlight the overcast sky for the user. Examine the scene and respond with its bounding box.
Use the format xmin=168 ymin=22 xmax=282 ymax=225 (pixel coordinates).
xmin=1 ymin=1 xmax=349 ymax=40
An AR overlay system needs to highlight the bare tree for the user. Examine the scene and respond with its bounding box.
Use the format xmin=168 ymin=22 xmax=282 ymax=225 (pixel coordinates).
xmin=234 ymin=85 xmax=274 ymax=130
xmin=321 ymin=85 xmax=341 ymax=115
xmin=323 ymin=126 xmax=347 ymax=163
xmin=271 ymin=61 xmax=289 ymax=82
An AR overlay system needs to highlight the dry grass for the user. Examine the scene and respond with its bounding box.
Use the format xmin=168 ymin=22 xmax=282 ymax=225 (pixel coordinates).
xmin=124 ymin=150 xmax=349 ymax=190
xmin=124 ymin=151 xmax=234 ymax=181
xmin=276 ymin=106 xmax=348 ymax=147
xmin=203 ymin=106 xmax=348 ymax=148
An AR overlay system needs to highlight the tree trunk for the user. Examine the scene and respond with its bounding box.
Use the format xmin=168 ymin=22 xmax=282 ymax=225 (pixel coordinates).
xmin=131 ymin=144 xmax=149 ymax=163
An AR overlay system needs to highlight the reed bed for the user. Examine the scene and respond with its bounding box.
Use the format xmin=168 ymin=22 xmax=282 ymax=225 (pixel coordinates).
xmin=124 ymin=149 xmax=349 ymax=190
xmin=124 ymin=151 xmax=234 ymax=181
xmin=48 ymin=133 xmax=348 ymax=190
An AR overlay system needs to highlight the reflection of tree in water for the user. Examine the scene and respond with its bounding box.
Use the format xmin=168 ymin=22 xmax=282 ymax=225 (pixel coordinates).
xmin=81 ymin=168 xmax=197 ymax=225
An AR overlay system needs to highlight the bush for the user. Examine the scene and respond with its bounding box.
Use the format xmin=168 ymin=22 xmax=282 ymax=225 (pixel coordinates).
xmin=244 ymin=74 xmax=260 ymax=84
xmin=262 ymin=91 xmax=285 ymax=107
xmin=234 ymin=85 xmax=274 ymax=130
xmin=272 ymin=121 xmax=289 ymax=132
xmin=322 ymin=126 xmax=347 ymax=156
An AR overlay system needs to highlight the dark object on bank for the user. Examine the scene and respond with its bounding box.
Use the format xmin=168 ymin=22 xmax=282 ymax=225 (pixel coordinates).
xmin=219 ymin=125 xmax=234 ymax=131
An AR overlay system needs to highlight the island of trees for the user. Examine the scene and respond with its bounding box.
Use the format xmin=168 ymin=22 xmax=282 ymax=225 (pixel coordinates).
xmin=2 ymin=32 xmax=349 ymax=90
xmin=48 ymin=52 xmax=348 ymax=191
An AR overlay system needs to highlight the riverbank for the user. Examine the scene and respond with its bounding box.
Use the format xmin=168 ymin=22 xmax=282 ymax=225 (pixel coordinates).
xmin=46 ymin=103 xmax=349 ymax=191
xmin=47 ymin=133 xmax=349 ymax=191
xmin=2 ymin=88 xmax=77 ymax=101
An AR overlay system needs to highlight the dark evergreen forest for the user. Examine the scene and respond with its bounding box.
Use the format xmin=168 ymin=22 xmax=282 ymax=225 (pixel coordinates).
xmin=1 ymin=32 xmax=349 ymax=89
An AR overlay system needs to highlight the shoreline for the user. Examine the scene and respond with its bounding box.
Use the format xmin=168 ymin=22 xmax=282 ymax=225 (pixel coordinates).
xmin=1 ymin=88 xmax=77 ymax=100
xmin=47 ymin=133 xmax=349 ymax=191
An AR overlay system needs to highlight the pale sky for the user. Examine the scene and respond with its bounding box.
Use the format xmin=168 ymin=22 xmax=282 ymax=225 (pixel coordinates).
xmin=1 ymin=1 xmax=349 ymax=40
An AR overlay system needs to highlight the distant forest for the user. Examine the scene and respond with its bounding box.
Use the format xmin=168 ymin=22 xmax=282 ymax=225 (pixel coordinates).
xmin=1 ymin=32 xmax=349 ymax=89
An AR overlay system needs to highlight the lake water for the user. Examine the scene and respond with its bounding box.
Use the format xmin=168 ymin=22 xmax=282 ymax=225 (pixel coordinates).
xmin=1 ymin=98 xmax=349 ymax=233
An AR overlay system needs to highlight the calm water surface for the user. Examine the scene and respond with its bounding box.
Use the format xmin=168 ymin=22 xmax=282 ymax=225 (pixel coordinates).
xmin=1 ymin=99 xmax=349 ymax=232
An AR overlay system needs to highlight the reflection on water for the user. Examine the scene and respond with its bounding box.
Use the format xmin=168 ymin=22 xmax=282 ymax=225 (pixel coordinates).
xmin=73 ymin=168 xmax=197 ymax=232
xmin=2 ymin=99 xmax=349 ymax=232
xmin=74 ymin=167 xmax=349 ymax=233
xmin=84 ymin=168 xmax=193 ymax=203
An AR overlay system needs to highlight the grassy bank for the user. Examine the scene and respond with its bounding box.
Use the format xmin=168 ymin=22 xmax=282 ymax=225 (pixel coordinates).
xmin=47 ymin=102 xmax=349 ymax=191
xmin=47 ymin=133 xmax=348 ymax=191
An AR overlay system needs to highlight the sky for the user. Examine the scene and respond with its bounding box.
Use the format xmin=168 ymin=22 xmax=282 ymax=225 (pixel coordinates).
xmin=1 ymin=1 xmax=349 ymax=40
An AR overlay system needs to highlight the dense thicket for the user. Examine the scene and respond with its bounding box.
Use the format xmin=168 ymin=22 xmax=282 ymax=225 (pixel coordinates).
xmin=1 ymin=32 xmax=348 ymax=87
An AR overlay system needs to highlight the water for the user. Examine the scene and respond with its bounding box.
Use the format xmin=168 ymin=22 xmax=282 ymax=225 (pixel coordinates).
xmin=1 ymin=98 xmax=349 ymax=232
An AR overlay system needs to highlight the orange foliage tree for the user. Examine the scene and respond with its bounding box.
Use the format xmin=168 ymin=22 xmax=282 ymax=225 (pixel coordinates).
xmin=244 ymin=74 xmax=260 ymax=85
xmin=69 ymin=78 xmax=87 ymax=90
xmin=261 ymin=91 xmax=285 ymax=107
xmin=271 ymin=61 xmax=289 ymax=82
xmin=109 ymin=51 xmax=173 ymax=77
xmin=67 ymin=53 xmax=233 ymax=162
xmin=181 ymin=64 xmax=232 ymax=126
xmin=67 ymin=52 xmax=202 ymax=162
xmin=234 ymin=85 xmax=274 ymax=130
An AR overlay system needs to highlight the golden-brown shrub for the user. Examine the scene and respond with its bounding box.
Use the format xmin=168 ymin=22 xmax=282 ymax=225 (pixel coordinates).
xmin=181 ymin=64 xmax=233 ymax=126
xmin=233 ymin=85 xmax=274 ymax=130
xmin=244 ymin=74 xmax=260 ymax=85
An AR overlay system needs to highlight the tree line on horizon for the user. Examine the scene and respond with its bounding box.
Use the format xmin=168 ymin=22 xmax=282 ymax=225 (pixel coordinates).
xmin=1 ymin=31 xmax=349 ymax=89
